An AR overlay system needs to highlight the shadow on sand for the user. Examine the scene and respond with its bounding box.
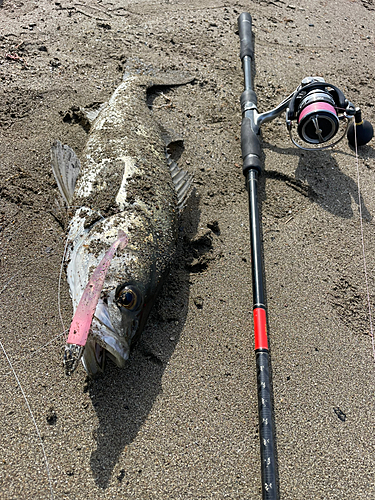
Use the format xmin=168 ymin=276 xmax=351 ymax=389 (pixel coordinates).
xmin=85 ymin=192 xmax=209 ymax=488
xmin=260 ymin=141 xmax=373 ymax=221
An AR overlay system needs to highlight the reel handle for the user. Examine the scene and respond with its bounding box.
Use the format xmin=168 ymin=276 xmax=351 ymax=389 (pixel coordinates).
xmin=347 ymin=108 xmax=374 ymax=147
xmin=238 ymin=12 xmax=254 ymax=61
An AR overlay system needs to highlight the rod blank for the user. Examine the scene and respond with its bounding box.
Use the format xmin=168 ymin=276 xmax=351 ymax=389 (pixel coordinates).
xmin=238 ymin=12 xmax=279 ymax=500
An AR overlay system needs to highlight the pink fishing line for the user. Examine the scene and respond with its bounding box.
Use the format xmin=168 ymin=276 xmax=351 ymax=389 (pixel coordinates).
xmin=297 ymin=101 xmax=337 ymax=124
xmin=67 ymin=230 xmax=128 ymax=346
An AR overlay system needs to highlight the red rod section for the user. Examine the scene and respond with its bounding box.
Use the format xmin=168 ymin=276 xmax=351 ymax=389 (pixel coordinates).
xmin=253 ymin=307 xmax=269 ymax=351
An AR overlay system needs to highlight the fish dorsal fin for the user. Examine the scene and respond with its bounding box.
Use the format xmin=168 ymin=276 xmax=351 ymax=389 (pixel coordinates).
xmin=166 ymin=154 xmax=193 ymax=211
xmin=160 ymin=128 xmax=193 ymax=211
xmin=51 ymin=140 xmax=81 ymax=206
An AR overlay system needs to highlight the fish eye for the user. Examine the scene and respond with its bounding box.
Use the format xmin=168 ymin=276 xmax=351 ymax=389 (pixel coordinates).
xmin=115 ymin=285 xmax=142 ymax=311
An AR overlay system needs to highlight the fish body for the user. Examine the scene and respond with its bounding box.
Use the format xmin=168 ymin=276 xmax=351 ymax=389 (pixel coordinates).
xmin=52 ymin=70 xmax=192 ymax=376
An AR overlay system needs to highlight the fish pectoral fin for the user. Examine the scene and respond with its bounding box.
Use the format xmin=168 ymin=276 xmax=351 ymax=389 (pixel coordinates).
xmin=51 ymin=140 xmax=81 ymax=206
xmin=167 ymin=155 xmax=193 ymax=211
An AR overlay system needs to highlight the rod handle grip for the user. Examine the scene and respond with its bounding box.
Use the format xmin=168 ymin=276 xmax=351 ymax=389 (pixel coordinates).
xmin=238 ymin=12 xmax=254 ymax=61
xmin=241 ymin=117 xmax=262 ymax=174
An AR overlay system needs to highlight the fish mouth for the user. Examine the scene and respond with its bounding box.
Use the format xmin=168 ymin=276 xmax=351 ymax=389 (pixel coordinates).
xmin=64 ymin=298 xmax=138 ymax=376
xmin=87 ymin=299 xmax=132 ymax=369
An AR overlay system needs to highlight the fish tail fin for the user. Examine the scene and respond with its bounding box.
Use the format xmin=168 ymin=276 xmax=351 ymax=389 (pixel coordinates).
xmin=122 ymin=57 xmax=152 ymax=81
xmin=122 ymin=58 xmax=195 ymax=87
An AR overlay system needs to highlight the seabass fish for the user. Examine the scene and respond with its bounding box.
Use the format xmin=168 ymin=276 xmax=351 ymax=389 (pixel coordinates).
xmin=51 ymin=69 xmax=193 ymax=376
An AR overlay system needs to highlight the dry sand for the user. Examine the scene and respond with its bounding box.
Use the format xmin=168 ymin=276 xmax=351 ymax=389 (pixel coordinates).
xmin=1 ymin=0 xmax=375 ymax=498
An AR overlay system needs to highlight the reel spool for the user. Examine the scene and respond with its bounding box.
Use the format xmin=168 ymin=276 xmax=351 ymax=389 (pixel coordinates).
xmin=297 ymin=90 xmax=339 ymax=144
xmin=286 ymin=77 xmax=356 ymax=150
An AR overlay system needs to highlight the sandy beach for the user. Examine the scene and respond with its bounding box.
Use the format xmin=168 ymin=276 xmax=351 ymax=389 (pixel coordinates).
xmin=1 ymin=0 xmax=375 ymax=498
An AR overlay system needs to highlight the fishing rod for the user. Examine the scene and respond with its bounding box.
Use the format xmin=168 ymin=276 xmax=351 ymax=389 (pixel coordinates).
xmin=237 ymin=12 xmax=373 ymax=500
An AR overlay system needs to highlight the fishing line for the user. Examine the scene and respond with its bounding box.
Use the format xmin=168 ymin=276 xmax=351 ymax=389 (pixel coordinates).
xmin=58 ymin=237 xmax=70 ymax=338
xmin=353 ymin=122 xmax=375 ymax=363
xmin=2 ymin=330 xmax=67 ymax=380
xmin=0 ymin=216 xmax=37 ymax=257
xmin=18 ymin=330 xmax=67 ymax=364
xmin=0 ymin=339 xmax=54 ymax=500
xmin=0 ymin=268 xmax=23 ymax=295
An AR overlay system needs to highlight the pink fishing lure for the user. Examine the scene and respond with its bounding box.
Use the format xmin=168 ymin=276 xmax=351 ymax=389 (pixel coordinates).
xmin=66 ymin=230 xmax=128 ymax=346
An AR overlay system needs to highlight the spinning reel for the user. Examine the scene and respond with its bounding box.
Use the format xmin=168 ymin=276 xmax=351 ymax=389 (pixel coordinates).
xmin=286 ymin=77 xmax=373 ymax=149
xmin=287 ymin=77 xmax=354 ymax=149
xmin=243 ymin=76 xmax=373 ymax=151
